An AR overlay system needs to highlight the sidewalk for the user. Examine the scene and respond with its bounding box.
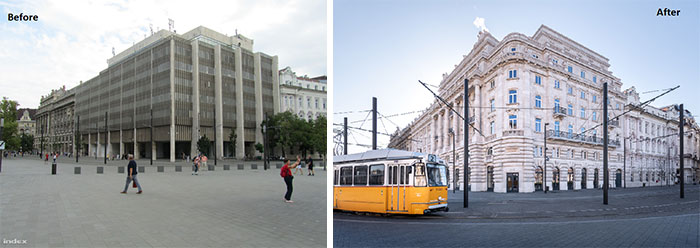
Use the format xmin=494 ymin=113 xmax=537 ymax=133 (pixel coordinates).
xmin=0 ymin=158 xmax=326 ymax=247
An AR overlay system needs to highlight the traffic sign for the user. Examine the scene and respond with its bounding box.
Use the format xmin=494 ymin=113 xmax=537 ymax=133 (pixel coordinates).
xmin=0 ymin=141 xmax=4 ymax=150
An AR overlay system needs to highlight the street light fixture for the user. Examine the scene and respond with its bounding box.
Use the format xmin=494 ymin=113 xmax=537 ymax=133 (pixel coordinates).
xmin=544 ymin=122 xmax=549 ymax=194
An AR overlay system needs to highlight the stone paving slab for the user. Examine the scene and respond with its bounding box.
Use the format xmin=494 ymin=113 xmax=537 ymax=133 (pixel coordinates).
xmin=0 ymin=158 xmax=326 ymax=247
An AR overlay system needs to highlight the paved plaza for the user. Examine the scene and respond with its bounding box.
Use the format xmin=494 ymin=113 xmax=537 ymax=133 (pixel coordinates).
xmin=334 ymin=185 xmax=700 ymax=247
xmin=0 ymin=157 xmax=326 ymax=247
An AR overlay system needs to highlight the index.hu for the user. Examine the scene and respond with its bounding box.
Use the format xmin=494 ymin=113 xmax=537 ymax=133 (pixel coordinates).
xmin=3 ymin=238 xmax=28 ymax=244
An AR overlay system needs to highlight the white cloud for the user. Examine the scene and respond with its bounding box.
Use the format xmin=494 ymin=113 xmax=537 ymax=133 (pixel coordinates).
xmin=472 ymin=16 xmax=488 ymax=32
xmin=0 ymin=0 xmax=326 ymax=108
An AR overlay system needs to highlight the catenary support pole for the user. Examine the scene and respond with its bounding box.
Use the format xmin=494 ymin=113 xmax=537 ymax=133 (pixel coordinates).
xmin=453 ymin=129 xmax=456 ymax=194
xmin=623 ymin=137 xmax=626 ymax=188
xmin=343 ymin=117 xmax=348 ymax=155
xmin=0 ymin=118 xmax=4 ymax=173
xmin=679 ymin=104 xmax=684 ymax=199
xmin=464 ymin=78 xmax=469 ymax=208
xmin=544 ymin=123 xmax=548 ymax=193
xmin=603 ymin=82 xmax=609 ymax=205
xmin=372 ymin=97 xmax=377 ymax=150
xmin=150 ymin=108 xmax=153 ymax=165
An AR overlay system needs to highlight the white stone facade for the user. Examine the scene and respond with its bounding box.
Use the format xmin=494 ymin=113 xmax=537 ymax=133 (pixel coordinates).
xmin=389 ymin=25 xmax=700 ymax=193
xmin=279 ymin=66 xmax=327 ymax=121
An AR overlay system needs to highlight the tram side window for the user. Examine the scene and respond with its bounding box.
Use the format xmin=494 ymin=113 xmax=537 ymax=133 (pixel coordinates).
xmin=369 ymin=164 xmax=385 ymax=185
xmin=340 ymin=167 xmax=353 ymax=185
xmin=334 ymin=170 xmax=339 ymax=185
xmin=405 ymin=167 xmax=412 ymax=184
xmin=354 ymin=166 xmax=368 ymax=186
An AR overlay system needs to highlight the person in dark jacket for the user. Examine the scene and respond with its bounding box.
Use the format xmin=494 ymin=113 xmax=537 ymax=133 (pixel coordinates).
xmin=121 ymin=154 xmax=142 ymax=194
xmin=280 ymin=155 xmax=301 ymax=203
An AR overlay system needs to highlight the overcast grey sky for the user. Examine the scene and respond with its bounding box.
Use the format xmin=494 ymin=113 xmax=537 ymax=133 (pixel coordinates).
xmin=0 ymin=0 xmax=327 ymax=109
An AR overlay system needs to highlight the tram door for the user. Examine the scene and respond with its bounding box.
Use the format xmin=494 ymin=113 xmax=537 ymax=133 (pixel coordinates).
xmin=388 ymin=164 xmax=411 ymax=212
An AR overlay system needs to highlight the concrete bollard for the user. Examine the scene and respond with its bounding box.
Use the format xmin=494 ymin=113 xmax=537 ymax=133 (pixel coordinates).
xmin=224 ymin=164 xmax=230 ymax=170
xmin=157 ymin=166 xmax=164 ymax=172
xmin=237 ymin=164 xmax=244 ymax=170
xmin=118 ymin=166 xmax=124 ymax=174
xmin=251 ymin=164 xmax=258 ymax=170
xmin=175 ymin=165 xmax=182 ymax=172
xmin=97 ymin=167 xmax=104 ymax=174
xmin=74 ymin=167 xmax=81 ymax=174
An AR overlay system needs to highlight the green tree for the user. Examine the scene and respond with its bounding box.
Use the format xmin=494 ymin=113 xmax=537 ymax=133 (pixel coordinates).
xmin=0 ymin=97 xmax=20 ymax=150
xmin=197 ymin=135 xmax=211 ymax=156
xmin=312 ymin=115 xmax=327 ymax=158
xmin=254 ymin=142 xmax=264 ymax=154
xmin=228 ymin=129 xmax=236 ymax=157
xmin=20 ymin=133 xmax=34 ymax=152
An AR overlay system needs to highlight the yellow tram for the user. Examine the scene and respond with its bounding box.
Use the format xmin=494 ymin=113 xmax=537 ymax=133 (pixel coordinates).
xmin=333 ymin=149 xmax=449 ymax=215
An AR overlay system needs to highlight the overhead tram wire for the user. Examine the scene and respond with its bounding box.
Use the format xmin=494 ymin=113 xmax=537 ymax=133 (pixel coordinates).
xmin=333 ymin=110 xmax=372 ymax=115
xmin=377 ymin=111 xmax=402 ymax=130
xmin=332 ymin=123 xmax=424 ymax=143
xmin=419 ymin=80 xmax=485 ymax=137
xmin=580 ymin=85 xmax=679 ymax=136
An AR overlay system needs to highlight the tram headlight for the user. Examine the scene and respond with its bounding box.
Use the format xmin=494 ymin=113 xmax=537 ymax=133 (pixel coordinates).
xmin=438 ymin=196 xmax=445 ymax=201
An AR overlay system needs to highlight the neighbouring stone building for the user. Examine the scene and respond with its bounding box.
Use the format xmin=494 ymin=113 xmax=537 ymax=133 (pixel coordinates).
xmin=389 ymin=25 xmax=700 ymax=193
xmin=17 ymin=108 xmax=36 ymax=136
xmin=279 ymin=66 xmax=327 ymax=121
xmin=34 ymin=86 xmax=75 ymax=155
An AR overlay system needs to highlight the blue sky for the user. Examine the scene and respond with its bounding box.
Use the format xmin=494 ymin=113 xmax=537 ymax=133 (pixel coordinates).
xmin=334 ymin=0 xmax=699 ymax=154
xmin=0 ymin=0 xmax=326 ymax=109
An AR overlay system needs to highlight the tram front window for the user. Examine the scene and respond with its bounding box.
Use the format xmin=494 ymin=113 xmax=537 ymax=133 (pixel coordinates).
xmin=427 ymin=163 xmax=448 ymax=186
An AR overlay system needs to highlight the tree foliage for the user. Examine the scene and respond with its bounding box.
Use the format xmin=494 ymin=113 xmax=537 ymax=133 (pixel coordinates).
xmin=0 ymin=97 xmax=20 ymax=150
xmin=197 ymin=135 xmax=211 ymax=156
xmin=20 ymin=133 xmax=33 ymax=152
xmin=263 ymin=111 xmax=326 ymax=157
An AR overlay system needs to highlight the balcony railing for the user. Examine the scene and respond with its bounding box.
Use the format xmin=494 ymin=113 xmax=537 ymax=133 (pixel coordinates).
xmin=547 ymin=130 xmax=619 ymax=147
xmin=503 ymin=130 xmax=524 ymax=137
xmin=553 ymin=106 xmax=567 ymax=117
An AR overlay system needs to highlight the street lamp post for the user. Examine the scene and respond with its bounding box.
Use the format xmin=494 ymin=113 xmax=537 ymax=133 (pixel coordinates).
xmin=449 ymin=128 xmax=456 ymax=194
xmin=0 ymin=118 xmax=4 ymax=173
xmin=544 ymin=123 xmax=549 ymax=194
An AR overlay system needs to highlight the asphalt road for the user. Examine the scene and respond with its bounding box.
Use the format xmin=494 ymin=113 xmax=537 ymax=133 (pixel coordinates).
xmin=334 ymin=185 xmax=700 ymax=247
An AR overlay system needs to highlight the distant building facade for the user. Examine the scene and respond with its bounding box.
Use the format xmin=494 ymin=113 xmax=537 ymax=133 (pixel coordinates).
xmin=17 ymin=108 xmax=36 ymax=136
xmin=279 ymin=66 xmax=327 ymax=121
xmin=389 ymin=25 xmax=700 ymax=193
xmin=34 ymin=86 xmax=75 ymax=155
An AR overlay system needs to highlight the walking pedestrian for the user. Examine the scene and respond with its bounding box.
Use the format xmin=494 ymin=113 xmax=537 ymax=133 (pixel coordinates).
xmin=192 ymin=154 xmax=200 ymax=175
xmin=293 ymin=157 xmax=304 ymax=175
xmin=306 ymin=155 xmax=315 ymax=176
xmin=121 ymin=154 xmax=142 ymax=194
xmin=281 ymin=155 xmax=301 ymax=203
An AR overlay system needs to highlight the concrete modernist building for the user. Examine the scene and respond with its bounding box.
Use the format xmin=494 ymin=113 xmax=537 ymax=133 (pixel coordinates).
xmin=389 ymin=25 xmax=699 ymax=193
xmin=73 ymin=26 xmax=279 ymax=162
xmin=34 ymin=86 xmax=75 ymax=155
xmin=279 ymin=66 xmax=327 ymax=121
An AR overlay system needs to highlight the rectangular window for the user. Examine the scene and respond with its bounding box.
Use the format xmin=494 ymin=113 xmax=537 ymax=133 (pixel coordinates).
xmin=509 ymin=115 xmax=517 ymax=129
xmin=535 ymin=75 xmax=541 ymax=85
xmin=593 ymin=112 xmax=597 ymax=121
xmin=535 ymin=96 xmax=542 ymax=108
xmin=554 ymin=80 xmax=560 ymax=89
xmin=567 ymin=66 xmax=572 ymax=73
xmin=508 ymin=90 xmax=517 ymax=104
xmin=568 ymin=104 xmax=573 ymax=115
xmin=368 ymin=164 xmax=384 ymax=185
xmin=535 ymin=118 xmax=542 ymax=132
xmin=490 ymin=99 xmax=495 ymax=111
xmin=593 ymin=76 xmax=597 ymax=83
xmin=511 ymin=47 xmax=516 ymax=52
xmin=552 ymin=58 xmax=558 ymax=64
xmin=581 ymin=71 xmax=585 ymax=78
xmin=334 ymin=170 xmax=339 ymax=185
xmin=340 ymin=167 xmax=353 ymax=185
xmin=490 ymin=121 xmax=495 ymax=134
xmin=353 ymin=165 xmax=368 ymax=185
xmin=593 ymin=95 xmax=597 ymax=103
xmin=508 ymin=70 xmax=517 ymax=78
xmin=554 ymin=121 xmax=560 ymax=132
xmin=567 ymin=87 xmax=573 ymax=95
xmin=581 ymin=107 xmax=585 ymax=118
xmin=581 ymin=91 xmax=585 ymax=99
xmin=490 ymin=80 xmax=495 ymax=89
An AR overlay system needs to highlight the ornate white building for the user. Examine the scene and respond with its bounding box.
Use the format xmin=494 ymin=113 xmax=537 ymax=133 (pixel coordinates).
xmin=389 ymin=25 xmax=700 ymax=193
xmin=279 ymin=66 xmax=327 ymax=121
